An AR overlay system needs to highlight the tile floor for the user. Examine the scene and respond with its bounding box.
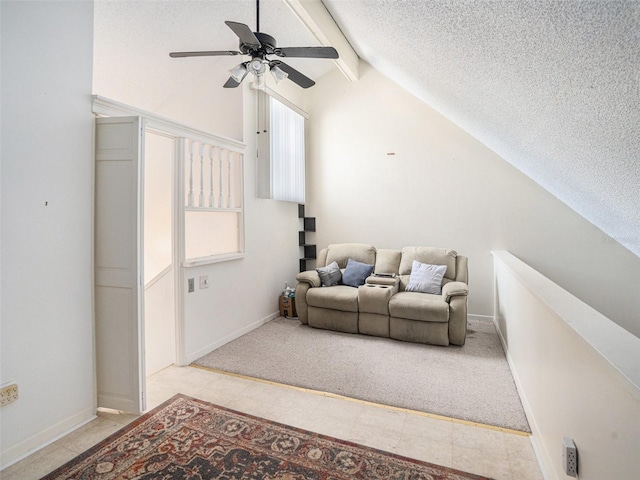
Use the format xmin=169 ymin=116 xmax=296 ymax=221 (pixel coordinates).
xmin=2 ymin=365 xmax=544 ymax=480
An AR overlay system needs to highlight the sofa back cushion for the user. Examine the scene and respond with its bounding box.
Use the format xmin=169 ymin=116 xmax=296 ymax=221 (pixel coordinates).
xmin=325 ymin=243 xmax=376 ymax=269
xmin=399 ymin=247 xmax=458 ymax=281
xmin=374 ymin=249 xmax=402 ymax=275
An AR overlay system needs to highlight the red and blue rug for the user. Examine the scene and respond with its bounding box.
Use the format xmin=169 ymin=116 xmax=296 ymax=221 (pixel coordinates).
xmin=42 ymin=394 xmax=492 ymax=479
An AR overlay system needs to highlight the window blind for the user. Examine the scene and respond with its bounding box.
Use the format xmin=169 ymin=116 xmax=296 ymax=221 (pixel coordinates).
xmin=269 ymin=96 xmax=305 ymax=203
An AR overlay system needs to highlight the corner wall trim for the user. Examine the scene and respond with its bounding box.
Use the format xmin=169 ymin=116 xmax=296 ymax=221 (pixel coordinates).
xmin=492 ymin=316 xmax=550 ymax=480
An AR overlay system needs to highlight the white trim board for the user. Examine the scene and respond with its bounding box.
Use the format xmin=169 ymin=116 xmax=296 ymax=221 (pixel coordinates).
xmin=0 ymin=408 xmax=96 ymax=470
xmin=492 ymin=250 xmax=640 ymax=398
xmin=187 ymin=313 xmax=492 ymax=365
xmin=185 ymin=311 xmax=280 ymax=364
xmin=492 ymin=315 xmax=551 ymax=480
xmin=92 ymin=96 xmax=245 ymax=153
xmin=282 ymin=0 xmax=359 ymax=82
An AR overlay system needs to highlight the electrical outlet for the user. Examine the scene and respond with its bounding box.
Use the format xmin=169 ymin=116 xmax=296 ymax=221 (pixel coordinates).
xmin=188 ymin=278 xmax=195 ymax=293
xmin=199 ymin=275 xmax=209 ymax=289
xmin=562 ymin=436 xmax=578 ymax=477
xmin=0 ymin=383 xmax=19 ymax=407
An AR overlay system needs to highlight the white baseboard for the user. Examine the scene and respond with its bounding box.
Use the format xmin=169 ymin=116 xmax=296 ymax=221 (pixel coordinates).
xmin=186 ymin=313 xmax=493 ymax=365
xmin=468 ymin=313 xmax=494 ymax=322
xmin=184 ymin=311 xmax=279 ymax=364
xmin=0 ymin=407 xmax=96 ymax=471
xmin=492 ymin=317 xmax=554 ymax=480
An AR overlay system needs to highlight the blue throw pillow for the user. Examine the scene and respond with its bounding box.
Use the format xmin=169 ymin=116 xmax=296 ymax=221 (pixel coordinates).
xmin=342 ymin=258 xmax=374 ymax=287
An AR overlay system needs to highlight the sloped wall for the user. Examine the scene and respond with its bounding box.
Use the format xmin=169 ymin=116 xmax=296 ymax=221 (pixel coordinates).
xmin=306 ymin=63 xmax=640 ymax=337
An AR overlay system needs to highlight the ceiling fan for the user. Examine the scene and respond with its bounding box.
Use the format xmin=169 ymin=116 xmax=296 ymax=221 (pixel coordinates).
xmin=169 ymin=0 xmax=339 ymax=89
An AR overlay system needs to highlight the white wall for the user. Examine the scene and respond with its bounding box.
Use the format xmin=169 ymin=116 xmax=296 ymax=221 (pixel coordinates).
xmin=493 ymin=251 xmax=640 ymax=480
xmin=144 ymin=132 xmax=173 ymax=281
xmin=306 ymin=63 xmax=640 ymax=337
xmin=144 ymin=132 xmax=175 ymax=376
xmin=0 ymin=1 xmax=95 ymax=466
xmin=145 ymin=271 xmax=175 ymax=377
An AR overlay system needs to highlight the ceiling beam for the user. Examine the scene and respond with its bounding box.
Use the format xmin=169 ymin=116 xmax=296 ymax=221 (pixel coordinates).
xmin=283 ymin=0 xmax=359 ymax=82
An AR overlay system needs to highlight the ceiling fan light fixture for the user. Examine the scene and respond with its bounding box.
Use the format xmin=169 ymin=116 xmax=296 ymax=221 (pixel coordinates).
xmin=249 ymin=58 xmax=266 ymax=76
xmin=253 ymin=73 xmax=266 ymax=90
xmin=229 ymin=63 xmax=248 ymax=82
xmin=270 ymin=65 xmax=289 ymax=84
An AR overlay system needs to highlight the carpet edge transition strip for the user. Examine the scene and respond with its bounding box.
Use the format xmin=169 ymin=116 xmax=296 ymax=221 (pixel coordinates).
xmin=189 ymin=364 xmax=531 ymax=437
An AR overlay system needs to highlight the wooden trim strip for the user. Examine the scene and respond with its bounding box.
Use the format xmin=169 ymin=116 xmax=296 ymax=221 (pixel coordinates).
xmin=189 ymin=364 xmax=530 ymax=437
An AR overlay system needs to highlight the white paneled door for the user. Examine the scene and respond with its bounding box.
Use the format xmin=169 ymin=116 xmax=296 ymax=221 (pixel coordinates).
xmin=95 ymin=116 xmax=146 ymax=414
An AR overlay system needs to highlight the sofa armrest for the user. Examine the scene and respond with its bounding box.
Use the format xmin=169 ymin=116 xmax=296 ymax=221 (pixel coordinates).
xmin=442 ymin=281 xmax=469 ymax=302
xmin=296 ymin=270 xmax=321 ymax=288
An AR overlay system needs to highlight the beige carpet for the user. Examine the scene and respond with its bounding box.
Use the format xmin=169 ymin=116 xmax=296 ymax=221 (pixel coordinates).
xmin=194 ymin=317 xmax=530 ymax=432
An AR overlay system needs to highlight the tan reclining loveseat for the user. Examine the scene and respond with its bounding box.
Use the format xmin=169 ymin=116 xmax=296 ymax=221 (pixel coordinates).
xmin=295 ymin=243 xmax=469 ymax=346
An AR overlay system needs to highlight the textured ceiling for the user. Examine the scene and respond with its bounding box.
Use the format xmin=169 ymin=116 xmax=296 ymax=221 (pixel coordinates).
xmin=323 ymin=0 xmax=640 ymax=257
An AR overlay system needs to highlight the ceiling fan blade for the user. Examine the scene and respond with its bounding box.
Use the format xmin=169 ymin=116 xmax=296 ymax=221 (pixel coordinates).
xmin=225 ymin=21 xmax=261 ymax=49
xmin=272 ymin=61 xmax=315 ymax=89
xmin=170 ymin=50 xmax=241 ymax=58
xmin=277 ymin=46 xmax=339 ymax=59
xmin=223 ymin=77 xmax=242 ymax=88
xmin=223 ymin=67 xmax=249 ymax=88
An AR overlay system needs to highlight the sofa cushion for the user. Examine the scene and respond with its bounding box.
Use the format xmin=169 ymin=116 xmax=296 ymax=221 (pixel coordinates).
xmin=316 ymin=261 xmax=342 ymax=287
xmin=307 ymin=285 xmax=359 ymax=312
xmin=374 ymin=249 xmax=401 ymax=275
xmin=405 ymin=260 xmax=446 ymax=294
xmin=399 ymin=247 xmax=457 ymax=280
xmin=389 ymin=292 xmax=449 ymax=323
xmin=342 ymin=258 xmax=374 ymax=287
xmin=326 ymin=243 xmax=376 ymax=269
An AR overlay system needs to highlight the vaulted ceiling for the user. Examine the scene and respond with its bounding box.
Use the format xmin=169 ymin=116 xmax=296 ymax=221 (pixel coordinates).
xmin=95 ymin=0 xmax=640 ymax=257
xmin=323 ymin=0 xmax=640 ymax=257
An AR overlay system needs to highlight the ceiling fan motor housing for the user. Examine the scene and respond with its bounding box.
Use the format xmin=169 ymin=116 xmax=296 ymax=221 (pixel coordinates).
xmin=240 ymin=31 xmax=277 ymax=56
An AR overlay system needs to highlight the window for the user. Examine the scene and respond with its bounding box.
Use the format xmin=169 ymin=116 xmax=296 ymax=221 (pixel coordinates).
xmin=257 ymin=91 xmax=307 ymax=203
xmin=270 ymin=96 xmax=305 ymax=202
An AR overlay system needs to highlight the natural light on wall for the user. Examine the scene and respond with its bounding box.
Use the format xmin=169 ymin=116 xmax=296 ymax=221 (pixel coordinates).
xmin=269 ymin=96 xmax=305 ymax=203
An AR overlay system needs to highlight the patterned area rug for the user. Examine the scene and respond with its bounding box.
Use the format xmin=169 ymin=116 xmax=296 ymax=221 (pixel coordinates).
xmin=42 ymin=394 xmax=493 ymax=480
